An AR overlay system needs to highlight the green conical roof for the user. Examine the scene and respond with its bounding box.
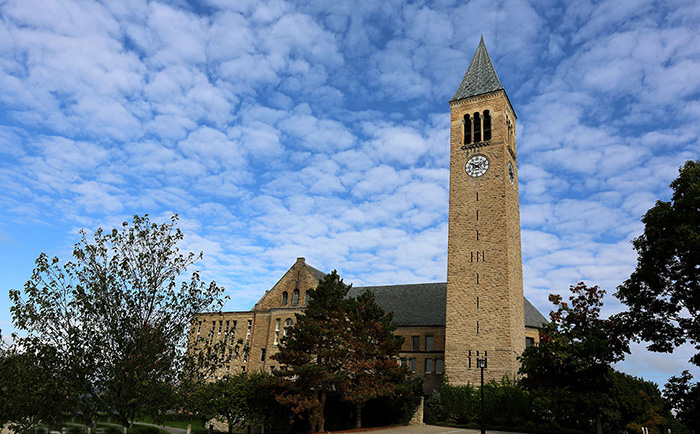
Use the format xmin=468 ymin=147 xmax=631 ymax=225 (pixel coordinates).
xmin=450 ymin=36 xmax=504 ymax=102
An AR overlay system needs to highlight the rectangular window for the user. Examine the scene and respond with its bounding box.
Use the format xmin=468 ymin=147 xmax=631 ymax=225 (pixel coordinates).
xmin=260 ymin=348 xmax=266 ymax=362
xmin=425 ymin=336 xmax=434 ymax=351
xmin=526 ymin=337 xmax=535 ymax=348
xmin=245 ymin=319 xmax=252 ymax=343
xmin=409 ymin=358 xmax=416 ymax=374
xmin=400 ymin=358 xmax=407 ymax=367
xmin=436 ymin=359 xmax=444 ymax=374
xmin=218 ymin=320 xmax=223 ymax=334
xmin=210 ymin=321 xmax=216 ymax=345
xmin=274 ymin=319 xmax=281 ymax=345
xmin=195 ymin=321 xmax=202 ymax=342
xmin=425 ymin=358 xmax=433 ymax=374
xmin=411 ymin=336 xmax=420 ymax=351
xmin=243 ymin=348 xmax=248 ymax=363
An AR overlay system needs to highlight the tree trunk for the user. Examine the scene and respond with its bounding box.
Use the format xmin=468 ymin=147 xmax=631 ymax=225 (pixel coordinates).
xmin=595 ymin=408 xmax=602 ymax=434
xmin=319 ymin=389 xmax=327 ymax=432
xmin=355 ymin=403 xmax=362 ymax=429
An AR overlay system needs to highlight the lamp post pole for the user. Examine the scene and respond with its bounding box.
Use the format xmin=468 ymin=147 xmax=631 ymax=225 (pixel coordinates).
xmin=476 ymin=353 xmax=487 ymax=434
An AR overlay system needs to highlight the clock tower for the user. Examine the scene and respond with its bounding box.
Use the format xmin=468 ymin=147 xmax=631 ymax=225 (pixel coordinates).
xmin=444 ymin=36 xmax=525 ymax=385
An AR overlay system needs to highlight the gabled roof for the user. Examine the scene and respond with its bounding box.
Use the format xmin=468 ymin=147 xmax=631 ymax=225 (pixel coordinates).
xmin=450 ymin=35 xmax=504 ymax=102
xmin=349 ymin=281 xmax=547 ymax=329
xmin=306 ymin=264 xmax=327 ymax=281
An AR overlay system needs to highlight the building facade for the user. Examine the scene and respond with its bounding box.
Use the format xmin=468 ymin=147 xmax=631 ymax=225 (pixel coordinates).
xmin=189 ymin=38 xmax=546 ymax=395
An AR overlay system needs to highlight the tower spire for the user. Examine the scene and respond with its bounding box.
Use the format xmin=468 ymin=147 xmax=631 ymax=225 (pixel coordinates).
xmin=450 ymin=36 xmax=504 ymax=102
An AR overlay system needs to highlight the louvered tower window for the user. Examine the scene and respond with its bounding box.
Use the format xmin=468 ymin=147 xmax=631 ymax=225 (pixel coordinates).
xmin=483 ymin=110 xmax=491 ymax=140
xmin=463 ymin=114 xmax=471 ymax=144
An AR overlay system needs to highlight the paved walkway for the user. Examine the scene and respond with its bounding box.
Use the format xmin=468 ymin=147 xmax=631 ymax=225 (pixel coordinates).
xmin=135 ymin=423 xmax=188 ymax=434
xmin=333 ymin=426 xmax=519 ymax=434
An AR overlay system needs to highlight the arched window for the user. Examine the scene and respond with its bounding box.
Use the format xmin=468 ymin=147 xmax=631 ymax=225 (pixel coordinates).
xmin=281 ymin=291 xmax=288 ymax=306
xmin=483 ymin=110 xmax=491 ymax=141
xmin=284 ymin=318 xmax=293 ymax=337
xmin=463 ymin=114 xmax=471 ymax=144
xmin=473 ymin=112 xmax=482 ymax=142
xmin=292 ymin=289 xmax=300 ymax=305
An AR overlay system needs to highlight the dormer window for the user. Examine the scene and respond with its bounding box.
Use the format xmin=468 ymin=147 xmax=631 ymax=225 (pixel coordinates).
xmin=292 ymin=289 xmax=300 ymax=305
xmin=281 ymin=291 xmax=288 ymax=306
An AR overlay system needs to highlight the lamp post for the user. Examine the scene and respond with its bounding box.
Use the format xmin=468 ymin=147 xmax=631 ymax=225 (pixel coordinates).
xmin=476 ymin=354 xmax=487 ymax=434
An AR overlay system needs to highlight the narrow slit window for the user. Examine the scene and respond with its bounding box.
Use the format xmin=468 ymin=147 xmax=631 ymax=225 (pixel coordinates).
xmin=483 ymin=110 xmax=491 ymax=141
xmin=463 ymin=114 xmax=472 ymax=144
xmin=477 ymin=296 xmax=479 ymax=309
xmin=482 ymin=251 xmax=485 ymax=262
xmin=477 ymin=273 xmax=479 ymax=285
xmin=281 ymin=291 xmax=288 ymax=306
xmin=477 ymin=321 xmax=480 ymax=334
xmin=274 ymin=319 xmax=281 ymax=345
xmin=476 ymin=230 xmax=479 ymax=241
xmin=471 ymin=252 xmax=473 ymax=263
xmin=473 ymin=112 xmax=482 ymax=142
xmin=476 ymin=210 xmax=479 ymax=221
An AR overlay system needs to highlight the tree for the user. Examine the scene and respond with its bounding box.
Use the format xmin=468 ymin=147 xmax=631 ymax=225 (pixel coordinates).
xmin=604 ymin=371 xmax=672 ymax=434
xmin=272 ymin=271 xmax=412 ymax=431
xmin=519 ymin=282 xmax=630 ymax=434
xmin=616 ymin=160 xmax=700 ymax=365
xmin=343 ymin=290 xmax=407 ymax=428
xmin=189 ymin=372 xmax=283 ymax=434
xmin=663 ymin=370 xmax=700 ymax=430
xmin=272 ymin=270 xmax=354 ymax=432
xmin=0 ymin=344 xmax=68 ymax=432
xmin=9 ymin=214 xmax=225 ymax=426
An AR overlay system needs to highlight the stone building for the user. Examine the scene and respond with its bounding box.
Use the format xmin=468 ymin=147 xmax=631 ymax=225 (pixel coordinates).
xmin=189 ymin=38 xmax=547 ymax=395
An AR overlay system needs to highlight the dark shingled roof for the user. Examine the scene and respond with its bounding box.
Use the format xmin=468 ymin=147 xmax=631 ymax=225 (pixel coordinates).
xmin=450 ymin=36 xmax=504 ymax=102
xmin=524 ymin=297 xmax=548 ymax=328
xmin=348 ymin=282 xmax=547 ymax=328
xmin=348 ymin=283 xmax=447 ymax=326
xmin=306 ymin=264 xmax=327 ymax=281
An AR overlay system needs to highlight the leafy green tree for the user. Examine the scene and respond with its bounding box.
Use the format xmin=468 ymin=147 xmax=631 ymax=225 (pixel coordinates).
xmin=663 ymin=370 xmax=700 ymax=430
xmin=9 ymin=214 xmax=225 ymax=427
xmin=272 ymin=270 xmax=354 ymax=432
xmin=616 ymin=160 xmax=700 ymax=365
xmin=519 ymin=282 xmax=630 ymax=434
xmin=343 ymin=290 xmax=407 ymax=428
xmin=605 ymin=371 xmax=672 ymax=434
xmin=189 ymin=372 xmax=283 ymax=434
xmin=0 ymin=345 xmax=67 ymax=431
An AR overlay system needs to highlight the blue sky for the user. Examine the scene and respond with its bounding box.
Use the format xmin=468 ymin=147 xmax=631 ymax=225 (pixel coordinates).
xmin=1 ymin=0 xmax=699 ymax=386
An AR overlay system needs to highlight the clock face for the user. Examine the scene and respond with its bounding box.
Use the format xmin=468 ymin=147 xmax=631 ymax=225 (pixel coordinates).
xmin=508 ymin=161 xmax=515 ymax=185
xmin=466 ymin=155 xmax=489 ymax=177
